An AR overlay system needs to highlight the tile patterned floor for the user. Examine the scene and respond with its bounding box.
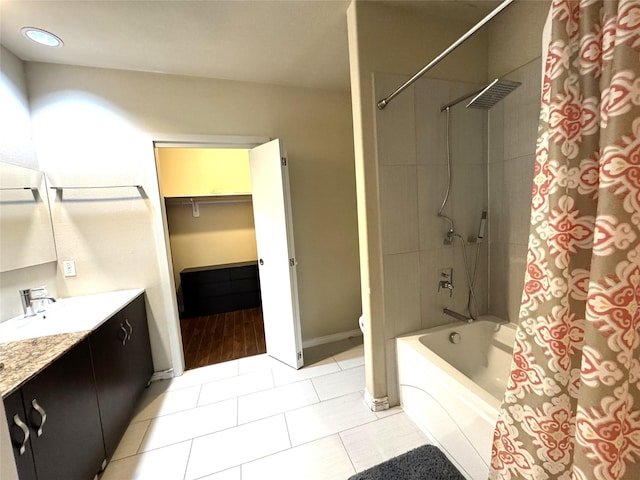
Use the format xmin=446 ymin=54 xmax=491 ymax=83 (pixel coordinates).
xmin=101 ymin=337 xmax=428 ymax=480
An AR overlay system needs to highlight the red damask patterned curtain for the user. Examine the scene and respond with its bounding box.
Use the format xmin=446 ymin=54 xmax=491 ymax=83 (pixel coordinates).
xmin=489 ymin=1 xmax=640 ymax=479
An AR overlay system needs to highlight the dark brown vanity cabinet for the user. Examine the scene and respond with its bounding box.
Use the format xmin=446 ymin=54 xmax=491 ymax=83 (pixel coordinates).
xmin=90 ymin=293 xmax=153 ymax=459
xmin=4 ymin=291 xmax=154 ymax=479
xmin=5 ymin=340 xmax=105 ymax=480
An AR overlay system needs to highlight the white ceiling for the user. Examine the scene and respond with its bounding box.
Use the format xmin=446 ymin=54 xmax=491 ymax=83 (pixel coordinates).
xmin=0 ymin=0 xmax=502 ymax=92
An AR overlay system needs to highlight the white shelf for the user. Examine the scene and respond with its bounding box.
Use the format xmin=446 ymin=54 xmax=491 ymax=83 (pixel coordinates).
xmin=50 ymin=185 xmax=145 ymax=200
xmin=164 ymin=194 xmax=252 ymax=217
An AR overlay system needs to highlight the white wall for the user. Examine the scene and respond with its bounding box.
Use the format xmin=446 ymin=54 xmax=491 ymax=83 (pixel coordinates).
xmin=487 ymin=0 xmax=550 ymax=79
xmin=0 ymin=47 xmax=58 ymax=319
xmin=166 ymin=202 xmax=258 ymax=297
xmin=0 ymin=46 xmax=38 ymax=170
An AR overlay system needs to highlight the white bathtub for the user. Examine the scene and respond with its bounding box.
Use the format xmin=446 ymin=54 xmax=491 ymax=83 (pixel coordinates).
xmin=396 ymin=316 xmax=516 ymax=480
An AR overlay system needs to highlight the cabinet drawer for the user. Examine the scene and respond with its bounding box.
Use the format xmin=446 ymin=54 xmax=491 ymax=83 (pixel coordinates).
xmin=229 ymin=265 xmax=258 ymax=280
xmin=181 ymin=262 xmax=260 ymax=316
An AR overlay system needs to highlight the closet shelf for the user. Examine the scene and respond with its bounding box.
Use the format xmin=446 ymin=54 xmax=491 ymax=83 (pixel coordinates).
xmin=164 ymin=194 xmax=252 ymax=218
xmin=164 ymin=194 xmax=252 ymax=204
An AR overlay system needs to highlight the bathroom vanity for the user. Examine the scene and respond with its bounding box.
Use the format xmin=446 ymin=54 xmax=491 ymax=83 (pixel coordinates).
xmin=0 ymin=289 xmax=153 ymax=480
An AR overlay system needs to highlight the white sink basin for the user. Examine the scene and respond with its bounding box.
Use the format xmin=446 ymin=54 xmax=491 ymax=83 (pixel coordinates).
xmin=0 ymin=289 xmax=143 ymax=343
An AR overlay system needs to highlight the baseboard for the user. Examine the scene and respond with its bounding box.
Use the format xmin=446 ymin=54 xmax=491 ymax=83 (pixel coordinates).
xmin=302 ymin=328 xmax=362 ymax=348
xmin=150 ymin=369 xmax=174 ymax=382
xmin=364 ymin=388 xmax=390 ymax=412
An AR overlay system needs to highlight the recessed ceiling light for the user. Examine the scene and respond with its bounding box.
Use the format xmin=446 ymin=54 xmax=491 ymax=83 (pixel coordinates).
xmin=21 ymin=27 xmax=64 ymax=48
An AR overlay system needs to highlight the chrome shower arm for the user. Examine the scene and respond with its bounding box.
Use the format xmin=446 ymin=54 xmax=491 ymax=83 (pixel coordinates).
xmin=376 ymin=0 xmax=516 ymax=110
xmin=440 ymin=87 xmax=484 ymax=112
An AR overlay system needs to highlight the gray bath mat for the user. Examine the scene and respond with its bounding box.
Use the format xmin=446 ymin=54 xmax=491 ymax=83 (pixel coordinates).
xmin=348 ymin=444 xmax=466 ymax=480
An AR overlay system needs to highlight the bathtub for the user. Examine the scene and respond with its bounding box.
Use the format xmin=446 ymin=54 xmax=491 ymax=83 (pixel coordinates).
xmin=396 ymin=316 xmax=516 ymax=480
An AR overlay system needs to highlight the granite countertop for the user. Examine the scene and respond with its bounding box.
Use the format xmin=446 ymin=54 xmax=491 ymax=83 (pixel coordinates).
xmin=0 ymin=288 xmax=144 ymax=398
xmin=0 ymin=332 xmax=89 ymax=397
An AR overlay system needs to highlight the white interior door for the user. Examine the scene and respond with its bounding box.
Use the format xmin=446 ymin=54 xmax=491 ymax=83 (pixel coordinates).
xmin=249 ymin=139 xmax=303 ymax=369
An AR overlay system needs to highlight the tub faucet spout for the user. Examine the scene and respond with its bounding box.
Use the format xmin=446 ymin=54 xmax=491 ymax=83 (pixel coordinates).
xmin=443 ymin=308 xmax=473 ymax=324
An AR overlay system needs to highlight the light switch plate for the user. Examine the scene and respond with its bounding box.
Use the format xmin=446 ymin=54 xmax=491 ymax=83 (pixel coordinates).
xmin=62 ymin=260 xmax=76 ymax=277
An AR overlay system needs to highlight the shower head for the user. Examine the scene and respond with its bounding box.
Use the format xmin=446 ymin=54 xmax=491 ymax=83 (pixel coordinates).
xmin=466 ymin=79 xmax=521 ymax=109
xmin=440 ymin=78 xmax=521 ymax=112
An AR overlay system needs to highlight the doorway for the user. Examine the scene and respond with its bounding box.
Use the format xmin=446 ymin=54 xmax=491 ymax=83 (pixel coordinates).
xmin=156 ymin=146 xmax=266 ymax=370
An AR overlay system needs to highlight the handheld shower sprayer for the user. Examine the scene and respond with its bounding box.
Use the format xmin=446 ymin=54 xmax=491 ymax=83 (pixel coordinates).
xmin=477 ymin=211 xmax=487 ymax=243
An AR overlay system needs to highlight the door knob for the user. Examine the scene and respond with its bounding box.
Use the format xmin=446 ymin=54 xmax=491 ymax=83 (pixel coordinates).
xmin=259 ymin=259 xmax=264 ymax=265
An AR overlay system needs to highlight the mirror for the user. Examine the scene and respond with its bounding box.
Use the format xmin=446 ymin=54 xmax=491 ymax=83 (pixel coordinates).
xmin=0 ymin=162 xmax=57 ymax=272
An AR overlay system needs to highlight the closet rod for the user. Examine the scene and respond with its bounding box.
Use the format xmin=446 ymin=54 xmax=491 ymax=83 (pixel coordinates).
xmin=376 ymin=0 xmax=516 ymax=110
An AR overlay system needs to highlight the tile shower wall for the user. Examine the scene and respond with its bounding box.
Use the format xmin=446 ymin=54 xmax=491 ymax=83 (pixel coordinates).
xmin=488 ymin=58 xmax=542 ymax=322
xmin=374 ymin=62 xmax=541 ymax=401
xmin=375 ymin=73 xmax=489 ymax=339
xmin=374 ymin=73 xmax=489 ymax=402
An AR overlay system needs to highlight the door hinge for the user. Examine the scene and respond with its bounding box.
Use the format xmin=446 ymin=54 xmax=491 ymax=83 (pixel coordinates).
xmin=289 ymin=258 xmax=295 ymax=267
xmin=281 ymin=157 xmax=287 ymax=167
xmin=297 ymin=351 xmax=302 ymax=360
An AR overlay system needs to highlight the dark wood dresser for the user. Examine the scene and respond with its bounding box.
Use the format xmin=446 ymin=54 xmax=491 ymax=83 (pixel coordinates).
xmin=180 ymin=261 xmax=261 ymax=317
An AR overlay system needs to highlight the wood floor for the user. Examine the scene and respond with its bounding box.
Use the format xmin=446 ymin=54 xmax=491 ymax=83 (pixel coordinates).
xmin=180 ymin=307 xmax=266 ymax=371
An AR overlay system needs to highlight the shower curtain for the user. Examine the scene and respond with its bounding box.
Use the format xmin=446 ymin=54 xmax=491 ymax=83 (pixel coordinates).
xmin=489 ymin=1 xmax=640 ymax=479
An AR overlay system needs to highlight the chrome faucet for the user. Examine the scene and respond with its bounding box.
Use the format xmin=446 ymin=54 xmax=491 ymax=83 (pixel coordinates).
xmin=20 ymin=289 xmax=36 ymax=317
xmin=20 ymin=287 xmax=56 ymax=317
xmin=438 ymin=271 xmax=453 ymax=297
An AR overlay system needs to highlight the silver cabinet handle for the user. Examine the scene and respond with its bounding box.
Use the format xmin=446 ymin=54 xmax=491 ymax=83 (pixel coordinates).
xmin=124 ymin=319 xmax=133 ymax=341
xmin=12 ymin=414 xmax=30 ymax=455
xmin=31 ymin=399 xmax=47 ymax=437
xmin=120 ymin=324 xmax=128 ymax=346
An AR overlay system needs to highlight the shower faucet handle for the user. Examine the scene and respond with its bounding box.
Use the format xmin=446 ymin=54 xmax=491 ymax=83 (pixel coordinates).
xmin=438 ymin=281 xmax=454 ymax=297
xmin=438 ymin=272 xmax=454 ymax=297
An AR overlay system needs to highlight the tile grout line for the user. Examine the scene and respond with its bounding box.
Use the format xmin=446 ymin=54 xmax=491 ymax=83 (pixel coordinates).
xmin=195 ymin=383 xmax=203 ymax=408
xmin=337 ymin=431 xmax=359 ymax=476
xmin=236 ymin=394 xmax=240 ymax=430
xmin=309 ymin=373 xmax=321 ymax=401
xmin=282 ymin=410 xmax=294 ymax=450
xmin=182 ymin=439 xmax=195 ymax=480
xmin=134 ymin=419 xmax=152 ymax=457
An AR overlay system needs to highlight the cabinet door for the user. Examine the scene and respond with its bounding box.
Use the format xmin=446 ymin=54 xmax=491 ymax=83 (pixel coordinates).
xmin=3 ymin=391 xmax=37 ymax=480
xmin=91 ymin=293 xmax=153 ymax=459
xmin=120 ymin=295 xmax=153 ymax=402
xmin=21 ymin=339 xmax=105 ymax=480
